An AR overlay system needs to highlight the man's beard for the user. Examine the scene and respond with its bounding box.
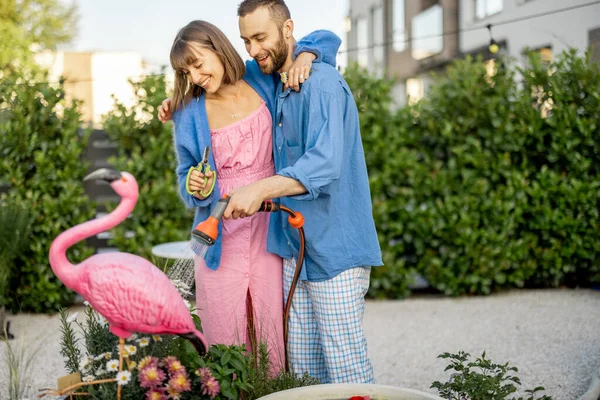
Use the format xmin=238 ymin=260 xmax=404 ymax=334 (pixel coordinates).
xmin=257 ymin=29 xmax=288 ymax=74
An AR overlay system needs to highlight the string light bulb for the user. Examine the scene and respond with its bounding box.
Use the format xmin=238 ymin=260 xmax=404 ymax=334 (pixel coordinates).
xmin=487 ymin=24 xmax=499 ymax=54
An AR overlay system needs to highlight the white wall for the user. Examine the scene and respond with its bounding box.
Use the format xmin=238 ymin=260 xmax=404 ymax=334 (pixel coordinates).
xmin=460 ymin=0 xmax=600 ymax=62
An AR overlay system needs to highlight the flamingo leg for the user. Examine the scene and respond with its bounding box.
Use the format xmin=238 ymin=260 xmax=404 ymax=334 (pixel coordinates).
xmin=117 ymin=337 xmax=124 ymax=400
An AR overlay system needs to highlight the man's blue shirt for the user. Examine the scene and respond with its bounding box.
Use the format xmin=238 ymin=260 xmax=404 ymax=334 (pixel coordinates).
xmin=267 ymin=63 xmax=383 ymax=281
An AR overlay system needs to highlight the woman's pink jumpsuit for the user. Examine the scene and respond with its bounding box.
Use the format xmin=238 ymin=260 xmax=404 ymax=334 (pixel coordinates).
xmin=194 ymin=101 xmax=285 ymax=373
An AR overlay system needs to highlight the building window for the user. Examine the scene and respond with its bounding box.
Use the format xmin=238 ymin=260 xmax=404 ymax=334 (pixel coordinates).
xmin=412 ymin=4 xmax=443 ymax=60
xmin=393 ymin=0 xmax=406 ymax=52
xmin=475 ymin=0 xmax=503 ymax=19
xmin=372 ymin=5 xmax=385 ymax=72
xmin=590 ymin=27 xmax=600 ymax=64
xmin=406 ymin=78 xmax=424 ymax=104
xmin=356 ymin=16 xmax=368 ymax=68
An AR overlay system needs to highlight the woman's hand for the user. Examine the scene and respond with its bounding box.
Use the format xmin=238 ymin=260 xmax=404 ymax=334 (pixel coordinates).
xmin=157 ymin=97 xmax=173 ymax=123
xmin=189 ymin=169 xmax=216 ymax=199
xmin=285 ymin=52 xmax=316 ymax=91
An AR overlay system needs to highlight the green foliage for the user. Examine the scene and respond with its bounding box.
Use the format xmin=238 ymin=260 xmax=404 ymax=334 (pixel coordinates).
xmin=431 ymin=351 xmax=552 ymax=400
xmin=0 ymin=0 xmax=78 ymax=69
xmin=0 ymin=70 xmax=95 ymax=313
xmin=58 ymin=308 xmax=82 ymax=374
xmin=346 ymin=49 xmax=600 ymax=297
xmin=245 ymin=344 xmax=319 ymax=399
xmin=343 ymin=65 xmax=413 ymax=299
xmin=102 ymin=72 xmax=193 ymax=259
xmin=0 ymin=201 xmax=33 ymax=303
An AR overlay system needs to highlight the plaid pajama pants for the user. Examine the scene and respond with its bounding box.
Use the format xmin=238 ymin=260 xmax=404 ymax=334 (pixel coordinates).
xmin=283 ymin=258 xmax=374 ymax=383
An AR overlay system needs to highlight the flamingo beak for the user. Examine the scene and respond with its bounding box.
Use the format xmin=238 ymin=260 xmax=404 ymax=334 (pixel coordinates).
xmin=84 ymin=168 xmax=122 ymax=183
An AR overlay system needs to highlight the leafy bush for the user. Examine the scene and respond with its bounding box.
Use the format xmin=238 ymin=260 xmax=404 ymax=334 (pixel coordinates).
xmin=346 ymin=49 xmax=600 ymax=297
xmin=102 ymin=72 xmax=193 ymax=259
xmin=0 ymin=70 xmax=95 ymax=313
xmin=0 ymin=201 xmax=33 ymax=306
xmin=432 ymin=351 xmax=552 ymax=400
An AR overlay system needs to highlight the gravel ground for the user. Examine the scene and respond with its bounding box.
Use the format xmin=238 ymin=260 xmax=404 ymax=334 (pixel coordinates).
xmin=1 ymin=288 xmax=599 ymax=400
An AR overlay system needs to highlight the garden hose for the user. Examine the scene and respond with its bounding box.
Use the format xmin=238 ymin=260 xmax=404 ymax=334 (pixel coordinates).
xmin=191 ymin=196 xmax=305 ymax=372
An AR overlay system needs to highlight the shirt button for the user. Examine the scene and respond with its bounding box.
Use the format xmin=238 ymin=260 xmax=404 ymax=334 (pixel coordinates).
xmin=245 ymin=273 xmax=249 ymax=278
xmin=287 ymin=242 xmax=291 ymax=246
xmin=244 ymin=254 xmax=250 ymax=260
xmin=278 ymin=123 xmax=282 ymax=127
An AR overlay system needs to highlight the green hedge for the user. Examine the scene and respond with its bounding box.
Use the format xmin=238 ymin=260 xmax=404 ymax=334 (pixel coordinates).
xmin=344 ymin=49 xmax=600 ymax=298
xmin=0 ymin=71 xmax=95 ymax=312
xmin=102 ymin=72 xmax=192 ymax=260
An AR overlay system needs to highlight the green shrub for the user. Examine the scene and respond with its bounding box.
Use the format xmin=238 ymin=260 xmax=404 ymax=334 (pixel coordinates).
xmin=102 ymin=72 xmax=192 ymax=259
xmin=346 ymin=49 xmax=600 ymax=297
xmin=432 ymin=351 xmax=552 ymax=400
xmin=0 ymin=70 xmax=95 ymax=313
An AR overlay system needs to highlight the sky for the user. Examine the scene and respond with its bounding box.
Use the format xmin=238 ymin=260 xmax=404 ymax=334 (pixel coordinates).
xmin=64 ymin=0 xmax=349 ymax=70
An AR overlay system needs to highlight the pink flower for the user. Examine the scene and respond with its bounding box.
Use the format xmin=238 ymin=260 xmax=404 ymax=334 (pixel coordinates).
xmin=138 ymin=356 xmax=159 ymax=371
xmin=138 ymin=365 xmax=166 ymax=388
xmin=163 ymin=356 xmax=186 ymax=377
xmin=195 ymin=367 xmax=212 ymax=383
xmin=165 ymin=385 xmax=182 ymax=400
xmin=201 ymin=376 xmax=221 ymax=399
xmin=168 ymin=371 xmax=191 ymax=393
xmin=145 ymin=387 xmax=167 ymax=400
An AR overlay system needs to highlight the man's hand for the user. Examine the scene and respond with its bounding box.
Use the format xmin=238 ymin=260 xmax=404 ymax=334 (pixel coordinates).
xmin=223 ymin=183 xmax=265 ymax=219
xmin=285 ymin=52 xmax=316 ymax=92
xmin=157 ymin=97 xmax=174 ymax=123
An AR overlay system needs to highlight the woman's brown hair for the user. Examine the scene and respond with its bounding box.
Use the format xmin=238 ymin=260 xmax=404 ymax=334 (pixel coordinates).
xmin=170 ymin=20 xmax=245 ymax=111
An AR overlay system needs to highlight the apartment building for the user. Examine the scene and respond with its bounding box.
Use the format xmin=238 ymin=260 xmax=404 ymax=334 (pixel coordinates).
xmin=346 ymin=0 xmax=600 ymax=104
xmin=459 ymin=0 xmax=600 ymax=67
xmin=346 ymin=0 xmax=460 ymax=106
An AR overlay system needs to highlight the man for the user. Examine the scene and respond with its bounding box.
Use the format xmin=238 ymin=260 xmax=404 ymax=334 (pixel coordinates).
xmin=225 ymin=0 xmax=383 ymax=384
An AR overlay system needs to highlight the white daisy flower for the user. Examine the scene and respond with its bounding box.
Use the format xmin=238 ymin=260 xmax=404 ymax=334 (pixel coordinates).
xmin=66 ymin=312 xmax=79 ymax=323
xmin=96 ymin=368 xmax=106 ymax=376
xmin=83 ymin=300 xmax=90 ymax=306
xmin=79 ymin=357 xmax=93 ymax=371
xmin=93 ymin=354 xmax=105 ymax=361
xmin=103 ymin=352 xmax=112 ymax=360
xmin=82 ymin=375 xmax=95 ymax=382
xmin=125 ymin=345 xmax=137 ymax=356
xmin=106 ymin=359 xmax=119 ymax=372
xmin=152 ymin=335 xmax=162 ymax=342
xmin=116 ymin=371 xmax=131 ymax=386
xmin=126 ymin=333 xmax=138 ymax=342
xmin=115 ymin=344 xmax=127 ymax=357
xmin=137 ymin=337 xmax=150 ymax=348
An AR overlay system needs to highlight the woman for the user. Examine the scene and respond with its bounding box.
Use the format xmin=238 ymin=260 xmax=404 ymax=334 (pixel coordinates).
xmin=168 ymin=20 xmax=338 ymax=373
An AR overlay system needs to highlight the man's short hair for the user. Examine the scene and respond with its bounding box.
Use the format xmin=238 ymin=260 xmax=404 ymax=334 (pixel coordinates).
xmin=237 ymin=0 xmax=291 ymax=27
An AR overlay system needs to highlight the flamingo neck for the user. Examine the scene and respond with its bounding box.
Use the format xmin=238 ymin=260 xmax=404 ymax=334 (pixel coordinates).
xmin=49 ymin=193 xmax=138 ymax=290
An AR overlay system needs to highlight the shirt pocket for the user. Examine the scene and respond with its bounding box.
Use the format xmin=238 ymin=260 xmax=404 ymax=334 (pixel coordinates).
xmin=281 ymin=116 xmax=300 ymax=147
xmin=284 ymin=143 xmax=302 ymax=166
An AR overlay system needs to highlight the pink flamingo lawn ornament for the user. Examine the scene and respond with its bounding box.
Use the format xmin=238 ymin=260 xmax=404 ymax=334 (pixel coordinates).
xmin=42 ymin=168 xmax=207 ymax=399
